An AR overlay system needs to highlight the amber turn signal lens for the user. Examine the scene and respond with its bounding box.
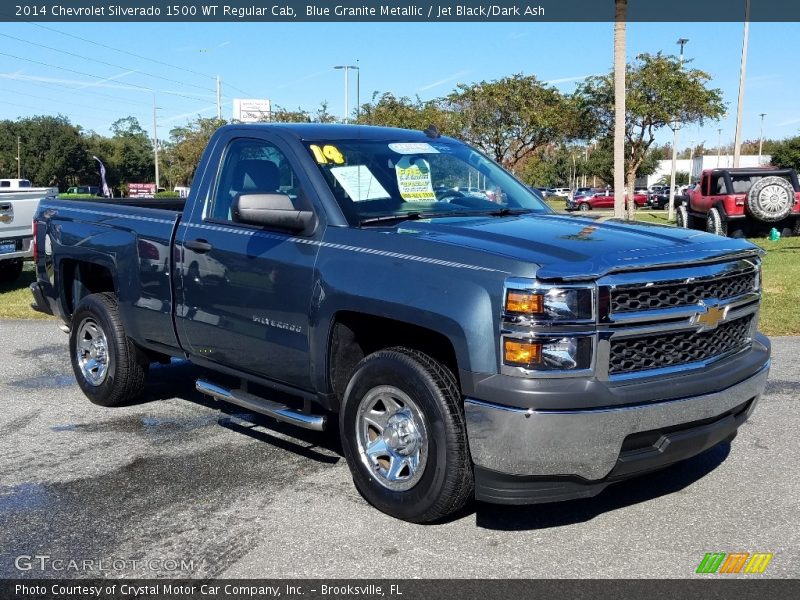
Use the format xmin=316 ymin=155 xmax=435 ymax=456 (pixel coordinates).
xmin=504 ymin=340 xmax=541 ymax=366
xmin=505 ymin=291 xmax=543 ymax=314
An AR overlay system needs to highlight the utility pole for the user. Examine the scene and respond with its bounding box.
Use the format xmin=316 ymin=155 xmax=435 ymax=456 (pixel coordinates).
xmin=153 ymin=97 xmax=160 ymax=189
xmin=717 ymin=128 xmax=723 ymax=167
xmin=668 ymin=38 xmax=689 ymax=222
xmin=733 ymin=0 xmax=751 ymax=168
xmin=216 ymin=75 xmax=222 ymax=119
xmin=16 ymin=136 xmax=21 ymax=179
xmin=758 ymin=113 xmax=767 ymax=164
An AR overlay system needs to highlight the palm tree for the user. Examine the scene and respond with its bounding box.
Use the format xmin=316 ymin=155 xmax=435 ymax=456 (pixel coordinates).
xmin=613 ymin=0 xmax=627 ymax=219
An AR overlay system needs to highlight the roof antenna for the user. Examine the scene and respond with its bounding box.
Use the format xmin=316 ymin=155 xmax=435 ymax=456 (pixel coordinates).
xmin=423 ymin=124 xmax=440 ymax=138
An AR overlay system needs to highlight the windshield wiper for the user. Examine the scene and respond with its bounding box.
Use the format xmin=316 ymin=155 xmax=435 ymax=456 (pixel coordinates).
xmin=359 ymin=212 xmax=424 ymax=226
xmin=359 ymin=208 xmax=534 ymax=226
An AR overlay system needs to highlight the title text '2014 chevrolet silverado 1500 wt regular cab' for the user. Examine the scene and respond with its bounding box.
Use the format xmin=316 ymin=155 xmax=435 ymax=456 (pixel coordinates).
xmin=30 ymin=124 xmax=770 ymax=523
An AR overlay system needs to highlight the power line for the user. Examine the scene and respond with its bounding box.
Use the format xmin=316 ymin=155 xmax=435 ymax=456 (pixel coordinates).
xmin=0 ymin=32 xmax=214 ymax=93
xmin=27 ymin=22 xmax=256 ymax=98
xmin=0 ymin=73 xmax=148 ymax=108
xmin=0 ymin=50 xmax=215 ymax=103
xmin=29 ymin=22 xmax=215 ymax=81
xmin=3 ymin=87 xmax=145 ymax=116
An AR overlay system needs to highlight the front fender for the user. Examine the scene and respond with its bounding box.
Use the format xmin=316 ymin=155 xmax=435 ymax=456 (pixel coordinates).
xmin=309 ymin=238 xmax=507 ymax=393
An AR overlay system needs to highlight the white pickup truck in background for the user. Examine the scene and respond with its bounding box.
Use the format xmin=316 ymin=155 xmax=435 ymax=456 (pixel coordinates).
xmin=0 ymin=179 xmax=58 ymax=283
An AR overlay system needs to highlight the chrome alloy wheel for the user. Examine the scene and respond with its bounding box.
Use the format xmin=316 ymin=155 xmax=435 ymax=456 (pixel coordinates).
xmin=75 ymin=318 xmax=109 ymax=386
xmin=355 ymin=385 xmax=428 ymax=491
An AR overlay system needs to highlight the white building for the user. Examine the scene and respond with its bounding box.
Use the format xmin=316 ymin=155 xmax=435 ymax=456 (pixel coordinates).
xmin=641 ymin=154 xmax=772 ymax=188
xmin=690 ymin=154 xmax=771 ymax=182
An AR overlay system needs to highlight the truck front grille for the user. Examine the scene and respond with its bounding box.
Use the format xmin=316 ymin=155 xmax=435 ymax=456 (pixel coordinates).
xmin=608 ymin=315 xmax=753 ymax=375
xmin=610 ymin=269 xmax=756 ymax=313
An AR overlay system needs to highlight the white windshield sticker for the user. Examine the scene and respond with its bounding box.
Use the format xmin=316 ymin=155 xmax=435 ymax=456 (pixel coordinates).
xmin=395 ymin=156 xmax=436 ymax=202
xmin=330 ymin=165 xmax=390 ymax=202
xmin=388 ymin=142 xmax=440 ymax=155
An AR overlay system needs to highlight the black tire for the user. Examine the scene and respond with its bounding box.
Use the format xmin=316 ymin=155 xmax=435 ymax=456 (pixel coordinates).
xmin=339 ymin=347 xmax=473 ymax=523
xmin=746 ymin=176 xmax=795 ymax=222
xmin=706 ymin=208 xmax=728 ymax=237
xmin=676 ymin=204 xmax=689 ymax=228
xmin=69 ymin=293 xmax=148 ymax=407
xmin=793 ymin=219 xmax=800 ymax=237
xmin=578 ymin=202 xmax=591 ymax=212
xmin=0 ymin=258 xmax=23 ymax=284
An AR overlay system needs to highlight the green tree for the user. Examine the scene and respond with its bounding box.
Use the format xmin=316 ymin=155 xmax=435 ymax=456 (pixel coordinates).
xmin=770 ymin=135 xmax=800 ymax=171
xmin=445 ymin=74 xmax=585 ymax=171
xmin=162 ymin=117 xmax=228 ymax=186
xmin=0 ymin=115 xmax=92 ymax=189
xmin=357 ymin=92 xmax=456 ymax=136
xmin=107 ymin=117 xmax=154 ymax=186
xmin=585 ymin=137 xmax=658 ymax=186
xmin=578 ymin=52 xmax=725 ymax=218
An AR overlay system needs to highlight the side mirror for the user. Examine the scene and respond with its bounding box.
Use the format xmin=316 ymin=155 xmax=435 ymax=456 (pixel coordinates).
xmin=233 ymin=193 xmax=315 ymax=233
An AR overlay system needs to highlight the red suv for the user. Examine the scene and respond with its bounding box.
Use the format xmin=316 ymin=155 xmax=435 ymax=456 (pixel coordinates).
xmin=677 ymin=167 xmax=800 ymax=237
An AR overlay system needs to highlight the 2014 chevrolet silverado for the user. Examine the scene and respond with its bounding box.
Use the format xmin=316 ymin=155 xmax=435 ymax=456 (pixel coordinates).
xmin=30 ymin=124 xmax=770 ymax=522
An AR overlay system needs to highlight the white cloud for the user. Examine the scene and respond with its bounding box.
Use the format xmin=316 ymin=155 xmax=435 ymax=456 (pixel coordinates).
xmin=417 ymin=70 xmax=470 ymax=92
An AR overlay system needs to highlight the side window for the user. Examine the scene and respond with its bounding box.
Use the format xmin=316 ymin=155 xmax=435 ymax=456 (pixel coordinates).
xmin=701 ymin=174 xmax=710 ymax=196
xmin=713 ymin=175 xmax=726 ymax=195
xmin=0 ymin=181 xmax=9 ymax=188
xmin=207 ymin=138 xmax=305 ymax=222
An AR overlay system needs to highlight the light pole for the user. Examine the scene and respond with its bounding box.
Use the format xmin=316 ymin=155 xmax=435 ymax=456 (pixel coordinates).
xmin=733 ymin=0 xmax=751 ymax=167
xmin=758 ymin=113 xmax=767 ymax=164
xmin=16 ymin=136 xmax=21 ymax=179
xmin=717 ymin=128 xmax=723 ymax=167
xmin=667 ymin=38 xmax=689 ymax=222
xmin=153 ymin=97 xmax=161 ymax=190
xmin=334 ymin=65 xmax=359 ymax=123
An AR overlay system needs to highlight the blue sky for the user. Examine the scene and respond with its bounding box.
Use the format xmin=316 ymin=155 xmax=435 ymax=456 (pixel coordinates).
xmin=1 ymin=20 xmax=798 ymax=150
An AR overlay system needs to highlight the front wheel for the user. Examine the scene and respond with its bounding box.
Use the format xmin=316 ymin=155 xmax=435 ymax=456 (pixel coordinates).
xmin=578 ymin=202 xmax=591 ymax=212
xmin=69 ymin=293 xmax=148 ymax=406
xmin=339 ymin=347 xmax=473 ymax=523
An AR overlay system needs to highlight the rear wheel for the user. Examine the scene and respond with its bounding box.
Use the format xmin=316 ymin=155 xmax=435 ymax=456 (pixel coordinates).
xmin=0 ymin=258 xmax=23 ymax=284
xmin=69 ymin=293 xmax=148 ymax=407
xmin=340 ymin=347 xmax=473 ymax=523
xmin=706 ymin=208 xmax=728 ymax=237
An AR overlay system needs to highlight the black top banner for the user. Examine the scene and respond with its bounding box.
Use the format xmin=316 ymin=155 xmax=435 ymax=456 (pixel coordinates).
xmin=3 ymin=0 xmax=800 ymax=23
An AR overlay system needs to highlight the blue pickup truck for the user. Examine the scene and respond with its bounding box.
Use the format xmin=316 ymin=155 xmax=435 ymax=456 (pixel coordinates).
xmin=30 ymin=124 xmax=770 ymax=522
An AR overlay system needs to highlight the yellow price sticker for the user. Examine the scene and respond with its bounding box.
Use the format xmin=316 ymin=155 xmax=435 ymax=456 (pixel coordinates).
xmin=310 ymin=144 xmax=345 ymax=165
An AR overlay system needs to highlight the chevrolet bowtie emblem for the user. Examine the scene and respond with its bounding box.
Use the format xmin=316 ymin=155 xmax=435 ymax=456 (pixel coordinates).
xmin=696 ymin=304 xmax=726 ymax=329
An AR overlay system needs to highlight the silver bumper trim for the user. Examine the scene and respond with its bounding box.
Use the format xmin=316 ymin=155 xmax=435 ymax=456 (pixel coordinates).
xmin=464 ymin=362 xmax=769 ymax=480
xmin=0 ymin=237 xmax=33 ymax=261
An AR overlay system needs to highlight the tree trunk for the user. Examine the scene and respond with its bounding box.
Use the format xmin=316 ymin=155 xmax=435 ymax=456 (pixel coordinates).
xmin=626 ymin=168 xmax=637 ymax=221
xmin=613 ymin=0 xmax=627 ymax=220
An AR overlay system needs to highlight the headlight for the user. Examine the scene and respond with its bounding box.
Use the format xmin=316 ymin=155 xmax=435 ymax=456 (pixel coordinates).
xmin=503 ymin=336 xmax=593 ymax=371
xmin=504 ymin=284 xmax=594 ymax=322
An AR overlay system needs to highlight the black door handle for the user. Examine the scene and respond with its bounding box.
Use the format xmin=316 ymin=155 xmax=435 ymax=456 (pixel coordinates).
xmin=185 ymin=239 xmax=213 ymax=253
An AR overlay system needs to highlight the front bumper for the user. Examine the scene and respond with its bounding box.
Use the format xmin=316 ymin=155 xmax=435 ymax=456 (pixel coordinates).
xmin=465 ymin=359 xmax=769 ymax=504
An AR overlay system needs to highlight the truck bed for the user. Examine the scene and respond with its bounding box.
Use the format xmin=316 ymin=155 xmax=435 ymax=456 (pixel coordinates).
xmin=63 ymin=196 xmax=187 ymax=212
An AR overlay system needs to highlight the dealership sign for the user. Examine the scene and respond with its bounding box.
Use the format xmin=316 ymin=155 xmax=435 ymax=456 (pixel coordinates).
xmin=233 ymin=99 xmax=272 ymax=123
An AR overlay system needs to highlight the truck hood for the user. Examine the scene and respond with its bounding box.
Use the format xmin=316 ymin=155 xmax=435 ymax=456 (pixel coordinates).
xmin=393 ymin=213 xmax=762 ymax=280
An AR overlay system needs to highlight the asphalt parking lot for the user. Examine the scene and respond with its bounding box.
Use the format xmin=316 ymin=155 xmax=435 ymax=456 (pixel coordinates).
xmin=0 ymin=320 xmax=798 ymax=579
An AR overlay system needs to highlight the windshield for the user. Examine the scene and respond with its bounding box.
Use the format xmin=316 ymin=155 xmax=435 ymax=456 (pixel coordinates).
xmin=305 ymin=139 xmax=551 ymax=225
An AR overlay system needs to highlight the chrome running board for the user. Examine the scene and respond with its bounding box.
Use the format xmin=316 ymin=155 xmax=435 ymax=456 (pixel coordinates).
xmin=196 ymin=379 xmax=326 ymax=431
